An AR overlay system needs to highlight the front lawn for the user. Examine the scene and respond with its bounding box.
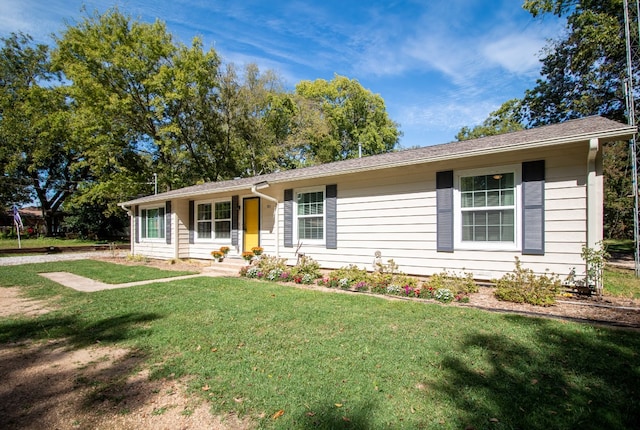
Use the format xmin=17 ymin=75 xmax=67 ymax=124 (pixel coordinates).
xmin=0 ymin=237 xmax=126 ymax=250
xmin=604 ymin=267 xmax=640 ymax=299
xmin=1 ymin=260 xmax=639 ymax=429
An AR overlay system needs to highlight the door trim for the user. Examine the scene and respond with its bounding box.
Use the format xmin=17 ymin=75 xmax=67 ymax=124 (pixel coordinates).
xmin=243 ymin=197 xmax=260 ymax=252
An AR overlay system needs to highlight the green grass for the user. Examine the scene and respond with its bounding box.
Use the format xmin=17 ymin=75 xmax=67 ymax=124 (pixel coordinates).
xmin=604 ymin=267 xmax=640 ymax=299
xmin=603 ymin=238 xmax=635 ymax=254
xmin=1 ymin=261 xmax=639 ymax=429
xmin=0 ymin=237 xmax=127 ymax=250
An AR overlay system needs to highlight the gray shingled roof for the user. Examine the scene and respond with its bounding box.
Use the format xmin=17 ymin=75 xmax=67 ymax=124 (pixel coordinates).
xmin=120 ymin=115 xmax=636 ymax=206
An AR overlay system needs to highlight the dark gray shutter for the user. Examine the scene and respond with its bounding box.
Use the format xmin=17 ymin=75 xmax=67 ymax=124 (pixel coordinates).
xmin=436 ymin=170 xmax=454 ymax=252
xmin=326 ymin=184 xmax=337 ymax=249
xmin=165 ymin=201 xmax=172 ymax=244
xmin=141 ymin=209 xmax=147 ymax=239
xmin=188 ymin=200 xmax=195 ymax=244
xmin=284 ymin=189 xmax=293 ymax=248
xmin=134 ymin=205 xmax=139 ymax=243
xmin=522 ymin=160 xmax=545 ymax=255
xmin=231 ymin=195 xmax=239 ymax=246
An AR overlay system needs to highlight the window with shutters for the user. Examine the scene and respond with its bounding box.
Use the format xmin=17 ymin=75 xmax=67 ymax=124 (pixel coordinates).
xmin=140 ymin=206 xmax=165 ymax=240
xmin=195 ymin=200 xmax=231 ymax=241
xmin=454 ymin=165 xmax=521 ymax=250
xmin=296 ymin=188 xmax=325 ymax=242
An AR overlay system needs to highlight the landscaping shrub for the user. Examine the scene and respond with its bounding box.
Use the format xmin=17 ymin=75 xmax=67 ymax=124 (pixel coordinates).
xmin=290 ymin=256 xmax=321 ymax=283
xmin=318 ymin=264 xmax=368 ymax=289
xmin=240 ymin=254 xmax=321 ymax=284
xmin=427 ymin=270 xmax=478 ymax=294
xmin=493 ymin=257 xmax=561 ymax=306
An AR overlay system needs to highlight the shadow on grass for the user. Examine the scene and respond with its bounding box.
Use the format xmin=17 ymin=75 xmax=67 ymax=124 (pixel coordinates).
xmin=435 ymin=315 xmax=640 ymax=429
xmin=296 ymin=401 xmax=375 ymax=429
xmin=0 ymin=312 xmax=162 ymax=347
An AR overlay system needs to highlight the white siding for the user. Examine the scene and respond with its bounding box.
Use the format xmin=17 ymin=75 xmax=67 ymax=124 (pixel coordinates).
xmin=132 ymin=141 xmax=596 ymax=282
xmin=268 ymin=143 xmax=591 ymax=281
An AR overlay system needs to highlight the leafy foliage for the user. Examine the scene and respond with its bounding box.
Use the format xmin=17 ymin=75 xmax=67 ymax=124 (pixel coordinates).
xmin=494 ymin=257 xmax=562 ymax=306
xmin=294 ymin=75 xmax=401 ymax=164
xmin=1 ymin=9 xmax=401 ymax=237
xmin=455 ymin=99 xmax=525 ymax=141
xmin=0 ymin=33 xmax=84 ymax=232
xmin=457 ymin=0 xmax=636 ymax=239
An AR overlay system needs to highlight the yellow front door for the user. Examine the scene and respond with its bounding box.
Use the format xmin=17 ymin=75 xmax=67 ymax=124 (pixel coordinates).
xmin=243 ymin=197 xmax=260 ymax=252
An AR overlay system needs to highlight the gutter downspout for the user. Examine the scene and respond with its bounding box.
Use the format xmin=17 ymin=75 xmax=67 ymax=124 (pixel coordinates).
xmin=587 ymin=137 xmax=603 ymax=250
xmin=250 ymin=184 xmax=280 ymax=258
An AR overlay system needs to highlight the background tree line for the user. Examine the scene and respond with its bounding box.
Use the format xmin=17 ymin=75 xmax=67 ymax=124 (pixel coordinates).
xmin=3 ymin=2 xmax=637 ymax=241
xmin=0 ymin=8 xmax=400 ymax=238
xmin=457 ymin=0 xmax=639 ymax=240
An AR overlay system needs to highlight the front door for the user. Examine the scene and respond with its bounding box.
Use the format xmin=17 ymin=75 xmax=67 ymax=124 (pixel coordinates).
xmin=243 ymin=197 xmax=260 ymax=252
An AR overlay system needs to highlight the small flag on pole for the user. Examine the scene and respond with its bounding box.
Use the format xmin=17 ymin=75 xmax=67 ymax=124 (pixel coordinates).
xmin=12 ymin=205 xmax=23 ymax=229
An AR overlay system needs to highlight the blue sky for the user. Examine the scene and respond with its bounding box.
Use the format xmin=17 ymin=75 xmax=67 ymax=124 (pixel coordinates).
xmin=0 ymin=0 xmax=564 ymax=148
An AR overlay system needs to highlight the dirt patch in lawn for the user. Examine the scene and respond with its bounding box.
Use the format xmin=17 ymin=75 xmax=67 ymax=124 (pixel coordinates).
xmin=0 ymin=336 xmax=253 ymax=430
xmin=0 ymin=288 xmax=53 ymax=318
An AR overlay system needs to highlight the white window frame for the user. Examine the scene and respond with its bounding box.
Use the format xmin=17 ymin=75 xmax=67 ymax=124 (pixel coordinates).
xmin=140 ymin=205 xmax=165 ymax=242
xmin=294 ymin=186 xmax=325 ymax=245
xmin=453 ymin=164 xmax=522 ymax=251
xmin=194 ymin=199 xmax=232 ymax=242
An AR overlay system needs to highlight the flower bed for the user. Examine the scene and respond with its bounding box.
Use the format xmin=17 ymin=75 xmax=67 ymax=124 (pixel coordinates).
xmin=239 ymin=255 xmax=476 ymax=303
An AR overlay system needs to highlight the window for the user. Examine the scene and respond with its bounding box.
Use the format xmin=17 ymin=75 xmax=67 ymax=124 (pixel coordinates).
xmin=197 ymin=203 xmax=212 ymax=239
xmin=141 ymin=207 xmax=165 ymax=240
xmin=214 ymin=201 xmax=231 ymax=239
xmin=297 ymin=189 xmax=324 ymax=241
xmin=460 ymin=173 xmax=515 ymax=242
xmin=195 ymin=200 xmax=231 ymax=241
xmin=454 ymin=166 xmax=520 ymax=250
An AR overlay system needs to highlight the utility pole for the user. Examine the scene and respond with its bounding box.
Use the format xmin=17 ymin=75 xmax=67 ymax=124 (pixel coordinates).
xmin=624 ymin=0 xmax=640 ymax=276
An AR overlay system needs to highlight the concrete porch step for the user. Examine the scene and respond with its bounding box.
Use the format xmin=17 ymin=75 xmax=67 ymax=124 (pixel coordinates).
xmin=202 ymin=257 xmax=248 ymax=276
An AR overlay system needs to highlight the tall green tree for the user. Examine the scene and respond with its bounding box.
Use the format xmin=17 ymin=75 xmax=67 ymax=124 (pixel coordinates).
xmin=522 ymin=0 xmax=629 ymax=125
xmin=0 ymin=33 xmax=85 ymax=234
xmin=294 ymin=75 xmax=401 ymax=164
xmin=523 ymin=0 xmax=636 ymax=240
xmin=52 ymin=8 xmax=176 ymax=201
xmin=458 ymin=0 xmax=636 ymax=239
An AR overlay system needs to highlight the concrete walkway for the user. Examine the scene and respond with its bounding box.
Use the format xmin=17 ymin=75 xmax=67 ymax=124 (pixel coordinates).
xmin=39 ymin=271 xmax=209 ymax=292
xmin=0 ymin=251 xmax=247 ymax=291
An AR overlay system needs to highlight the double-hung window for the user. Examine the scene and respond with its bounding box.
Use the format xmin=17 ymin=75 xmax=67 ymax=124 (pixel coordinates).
xmin=141 ymin=207 xmax=165 ymax=240
xmin=456 ymin=166 xmax=519 ymax=250
xmin=196 ymin=203 xmax=212 ymax=239
xmin=297 ymin=189 xmax=324 ymax=241
xmin=196 ymin=200 xmax=231 ymax=241
xmin=214 ymin=201 xmax=231 ymax=239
